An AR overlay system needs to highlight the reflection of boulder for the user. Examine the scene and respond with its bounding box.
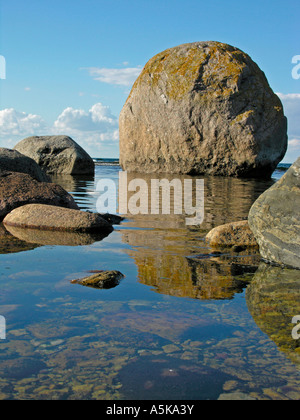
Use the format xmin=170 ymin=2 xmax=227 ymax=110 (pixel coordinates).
xmin=246 ymin=264 xmax=300 ymax=365
xmin=121 ymin=172 xmax=274 ymax=230
xmin=4 ymin=224 xmax=110 ymax=247
xmin=0 ymin=224 xmax=39 ymax=254
xmin=120 ymin=173 xmax=267 ymax=300
xmin=126 ymin=242 xmax=259 ymax=300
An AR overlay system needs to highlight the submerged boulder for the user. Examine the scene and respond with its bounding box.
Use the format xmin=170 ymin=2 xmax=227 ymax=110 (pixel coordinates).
xmin=0 ymin=147 xmax=49 ymax=182
xmin=14 ymin=135 xmax=95 ymax=175
xmin=119 ymin=41 xmax=287 ymax=177
xmin=0 ymin=171 xmax=79 ymax=219
xmin=3 ymin=204 xmax=114 ymax=233
xmin=248 ymin=158 xmax=300 ymax=269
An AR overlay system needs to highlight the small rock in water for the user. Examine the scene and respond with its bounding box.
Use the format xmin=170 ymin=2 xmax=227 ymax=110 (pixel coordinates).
xmin=71 ymin=270 xmax=125 ymax=289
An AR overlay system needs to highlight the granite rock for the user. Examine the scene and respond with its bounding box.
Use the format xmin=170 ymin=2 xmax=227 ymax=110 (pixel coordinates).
xmin=119 ymin=41 xmax=287 ymax=177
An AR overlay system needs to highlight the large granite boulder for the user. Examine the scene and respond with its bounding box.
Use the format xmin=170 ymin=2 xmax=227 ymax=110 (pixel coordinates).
xmin=14 ymin=135 xmax=95 ymax=175
xmin=119 ymin=41 xmax=287 ymax=177
xmin=0 ymin=147 xmax=49 ymax=182
xmin=248 ymin=158 xmax=300 ymax=269
xmin=3 ymin=204 xmax=114 ymax=233
xmin=0 ymin=171 xmax=79 ymax=219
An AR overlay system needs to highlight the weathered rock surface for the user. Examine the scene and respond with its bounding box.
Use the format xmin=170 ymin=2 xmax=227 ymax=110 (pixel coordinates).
xmin=3 ymin=204 xmax=114 ymax=233
xmin=0 ymin=147 xmax=49 ymax=182
xmin=248 ymin=158 xmax=300 ymax=269
xmin=119 ymin=41 xmax=287 ymax=177
xmin=0 ymin=171 xmax=79 ymax=219
xmin=71 ymin=270 xmax=124 ymax=289
xmin=206 ymin=220 xmax=258 ymax=248
xmin=14 ymin=135 xmax=95 ymax=175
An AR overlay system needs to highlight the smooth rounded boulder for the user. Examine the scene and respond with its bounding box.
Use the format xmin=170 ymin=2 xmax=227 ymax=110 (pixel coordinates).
xmin=3 ymin=204 xmax=114 ymax=233
xmin=14 ymin=135 xmax=95 ymax=175
xmin=0 ymin=171 xmax=79 ymax=219
xmin=119 ymin=41 xmax=287 ymax=177
xmin=206 ymin=220 xmax=258 ymax=248
xmin=0 ymin=147 xmax=49 ymax=182
xmin=248 ymin=157 xmax=300 ymax=269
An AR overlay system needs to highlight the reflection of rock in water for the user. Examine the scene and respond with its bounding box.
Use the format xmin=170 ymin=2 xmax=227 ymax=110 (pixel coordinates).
xmin=0 ymin=224 xmax=40 ymax=254
xmin=5 ymin=225 xmax=110 ymax=247
xmin=50 ymin=174 xmax=96 ymax=210
xmin=120 ymin=173 xmax=271 ymax=300
xmin=118 ymin=356 xmax=235 ymax=400
xmin=246 ymin=264 xmax=300 ymax=365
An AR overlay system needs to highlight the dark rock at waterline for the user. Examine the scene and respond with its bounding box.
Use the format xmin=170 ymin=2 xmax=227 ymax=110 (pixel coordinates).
xmin=14 ymin=135 xmax=95 ymax=175
xmin=0 ymin=224 xmax=40 ymax=254
xmin=71 ymin=270 xmax=124 ymax=289
xmin=120 ymin=41 xmax=287 ymax=177
xmin=3 ymin=204 xmax=114 ymax=233
xmin=0 ymin=171 xmax=79 ymax=219
xmin=0 ymin=147 xmax=49 ymax=182
xmin=248 ymin=157 xmax=300 ymax=269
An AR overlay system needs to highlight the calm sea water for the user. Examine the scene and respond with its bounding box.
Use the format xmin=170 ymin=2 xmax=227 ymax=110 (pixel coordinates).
xmin=0 ymin=161 xmax=299 ymax=400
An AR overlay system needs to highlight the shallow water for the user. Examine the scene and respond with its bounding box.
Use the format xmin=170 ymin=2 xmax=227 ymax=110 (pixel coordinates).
xmin=0 ymin=164 xmax=299 ymax=400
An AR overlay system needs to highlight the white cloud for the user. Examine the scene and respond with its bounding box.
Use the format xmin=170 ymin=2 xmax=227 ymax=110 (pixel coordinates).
xmin=87 ymin=66 xmax=142 ymax=86
xmin=0 ymin=108 xmax=47 ymax=137
xmin=0 ymin=103 xmax=119 ymax=157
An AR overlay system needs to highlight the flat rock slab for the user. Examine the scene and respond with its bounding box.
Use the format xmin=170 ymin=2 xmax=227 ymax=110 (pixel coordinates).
xmin=248 ymin=157 xmax=300 ymax=269
xmin=206 ymin=220 xmax=258 ymax=247
xmin=0 ymin=147 xmax=49 ymax=182
xmin=3 ymin=204 xmax=114 ymax=233
xmin=71 ymin=270 xmax=124 ymax=289
xmin=0 ymin=171 xmax=79 ymax=219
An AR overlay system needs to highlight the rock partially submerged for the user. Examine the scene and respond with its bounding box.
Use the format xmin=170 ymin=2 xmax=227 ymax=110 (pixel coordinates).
xmin=120 ymin=41 xmax=287 ymax=177
xmin=14 ymin=135 xmax=95 ymax=175
xmin=71 ymin=270 xmax=124 ymax=289
xmin=3 ymin=204 xmax=114 ymax=233
xmin=206 ymin=220 xmax=258 ymax=248
xmin=248 ymin=157 xmax=300 ymax=269
xmin=0 ymin=171 xmax=79 ymax=219
xmin=0 ymin=147 xmax=49 ymax=182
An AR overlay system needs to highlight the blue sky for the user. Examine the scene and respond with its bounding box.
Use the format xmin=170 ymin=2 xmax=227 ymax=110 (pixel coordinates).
xmin=0 ymin=0 xmax=299 ymax=161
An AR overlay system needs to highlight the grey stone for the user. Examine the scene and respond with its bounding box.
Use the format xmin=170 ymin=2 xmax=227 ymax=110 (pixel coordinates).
xmin=0 ymin=147 xmax=49 ymax=182
xmin=248 ymin=157 xmax=300 ymax=269
xmin=14 ymin=135 xmax=95 ymax=175
xmin=3 ymin=204 xmax=114 ymax=233
xmin=119 ymin=41 xmax=287 ymax=177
